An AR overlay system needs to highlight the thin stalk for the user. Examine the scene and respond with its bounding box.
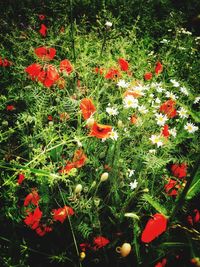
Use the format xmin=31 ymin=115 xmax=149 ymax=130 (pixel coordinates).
xmin=170 ymin=155 xmax=200 ymax=221
xmin=100 ymin=30 xmax=108 ymax=58
xmin=70 ymin=0 xmax=76 ymax=61
xmin=58 ymin=185 xmax=82 ymax=267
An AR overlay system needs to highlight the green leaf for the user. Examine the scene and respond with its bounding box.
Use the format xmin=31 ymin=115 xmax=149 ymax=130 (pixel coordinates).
xmin=186 ymin=170 xmax=200 ymax=200
xmin=143 ymin=194 xmax=168 ymax=216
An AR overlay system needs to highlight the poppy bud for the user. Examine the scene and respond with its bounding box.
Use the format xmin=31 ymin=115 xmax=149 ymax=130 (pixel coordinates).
xmin=100 ymin=172 xmax=109 ymax=182
xmin=80 ymin=252 xmax=86 ymax=260
xmin=86 ymin=117 xmax=95 ymax=127
xmin=74 ymin=184 xmax=83 ymax=194
xmin=117 ymin=120 xmax=123 ymax=128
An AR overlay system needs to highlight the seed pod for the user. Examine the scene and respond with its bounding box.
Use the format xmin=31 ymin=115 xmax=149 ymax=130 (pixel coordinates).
xmin=116 ymin=243 xmax=131 ymax=257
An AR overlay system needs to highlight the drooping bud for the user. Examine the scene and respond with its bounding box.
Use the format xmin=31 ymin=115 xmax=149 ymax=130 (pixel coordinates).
xmin=100 ymin=172 xmax=109 ymax=182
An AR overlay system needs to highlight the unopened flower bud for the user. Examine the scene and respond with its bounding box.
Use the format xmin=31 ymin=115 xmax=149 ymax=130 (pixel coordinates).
xmin=80 ymin=252 xmax=86 ymax=260
xmin=86 ymin=117 xmax=95 ymax=127
xmin=143 ymin=188 xmax=149 ymax=193
xmin=74 ymin=184 xmax=83 ymax=194
xmin=100 ymin=172 xmax=109 ymax=182
xmin=117 ymin=120 xmax=123 ymax=128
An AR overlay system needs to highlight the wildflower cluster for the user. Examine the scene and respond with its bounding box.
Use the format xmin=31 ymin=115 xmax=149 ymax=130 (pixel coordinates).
xmin=1 ymin=10 xmax=200 ymax=267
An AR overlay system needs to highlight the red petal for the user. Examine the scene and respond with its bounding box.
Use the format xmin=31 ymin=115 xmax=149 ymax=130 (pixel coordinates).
xmin=141 ymin=213 xmax=167 ymax=243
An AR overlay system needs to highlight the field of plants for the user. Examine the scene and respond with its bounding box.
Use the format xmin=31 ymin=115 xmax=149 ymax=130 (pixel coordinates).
xmin=0 ymin=1 xmax=200 ymax=266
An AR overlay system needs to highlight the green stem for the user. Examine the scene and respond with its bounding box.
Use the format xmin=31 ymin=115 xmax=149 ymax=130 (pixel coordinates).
xmin=100 ymin=30 xmax=108 ymax=58
xmin=70 ymin=0 xmax=76 ymax=61
xmin=58 ymin=185 xmax=82 ymax=267
xmin=170 ymin=154 xmax=200 ymax=221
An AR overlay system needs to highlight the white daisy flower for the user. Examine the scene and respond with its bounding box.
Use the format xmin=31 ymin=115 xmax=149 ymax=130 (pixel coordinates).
xmin=160 ymin=39 xmax=170 ymax=44
xmin=165 ymin=91 xmax=178 ymax=100
xmin=105 ymin=21 xmax=112 ymax=27
xmin=123 ymin=95 xmax=138 ymax=109
xmin=184 ymin=122 xmax=198 ymax=133
xmin=129 ymin=179 xmax=138 ymax=190
xmin=156 ymin=86 xmax=165 ymax=93
xmin=106 ymin=107 xmax=119 ymax=116
xmin=194 ymin=96 xmax=200 ymax=104
xmin=109 ymin=129 xmax=119 ymax=140
xmin=149 ymin=134 xmax=163 ymax=147
xmin=169 ymin=128 xmax=177 ymax=137
xmin=155 ymin=113 xmax=168 ymax=126
xmin=128 ymin=169 xmax=135 ymax=177
xmin=177 ymin=107 xmax=188 ymax=118
xmin=117 ymin=79 xmax=129 ymax=88
xmin=170 ymin=79 xmax=180 ymax=87
xmin=180 ymin=86 xmax=189 ymax=96
xmin=148 ymin=149 xmax=156 ymax=154
xmin=155 ymin=98 xmax=161 ymax=104
xmin=138 ymin=105 xmax=148 ymax=114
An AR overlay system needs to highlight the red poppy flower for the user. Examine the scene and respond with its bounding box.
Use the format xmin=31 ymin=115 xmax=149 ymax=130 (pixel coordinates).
xmin=141 ymin=213 xmax=167 ymax=243
xmin=130 ymin=114 xmax=137 ymax=124
xmin=59 ymin=161 xmax=75 ymax=174
xmin=17 ymin=173 xmax=25 ymax=184
xmin=89 ymin=122 xmax=112 ymax=139
xmin=1 ymin=58 xmax=12 ymax=67
xmin=144 ymin=72 xmax=153 ymax=80
xmin=57 ymin=77 xmax=66 ymax=89
xmin=46 ymin=65 xmax=59 ymax=82
xmin=35 ymin=47 xmax=56 ymax=60
xmin=105 ymin=68 xmax=121 ymax=79
xmin=187 ymin=209 xmax=200 ymax=226
xmin=80 ymin=243 xmax=91 ymax=251
xmin=60 ymin=112 xmax=70 ymax=121
xmin=60 ymin=26 xmax=65 ymax=33
xmin=155 ymin=61 xmax=163 ymax=75
xmin=35 ymin=225 xmax=53 ymax=236
xmin=160 ymin=99 xmax=177 ymax=118
xmin=155 ymin=258 xmax=167 ymax=267
xmin=164 ymin=179 xmax=180 ymax=196
xmin=52 ymin=206 xmax=74 ymax=223
xmin=104 ymin=164 xmax=112 ymax=172
xmin=24 ymin=189 xmax=40 ymax=206
xmin=162 ymin=124 xmax=170 ymax=138
xmin=93 ymin=236 xmax=110 ymax=250
xmin=73 ymin=149 xmax=87 ymax=168
xmin=25 ymin=63 xmax=42 ymax=80
xmin=60 ymin=59 xmax=73 ymax=74
xmin=80 ymin=98 xmax=96 ymax=120
xmin=6 ymin=105 xmax=15 ymax=111
xmin=24 ymin=207 xmax=42 ymax=230
xmin=94 ymin=67 xmax=104 ymax=75
xmin=38 ymin=65 xmax=59 ymax=87
xmin=118 ymin=58 xmax=129 ymax=71
xmin=39 ymin=24 xmax=47 ymax=37
xmin=171 ymin=163 xmax=187 ymax=179
xmin=48 ymin=115 xmax=53 ymax=121
xmin=38 ymin=14 xmax=45 ymax=20
xmin=191 ymin=258 xmax=200 ymax=265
